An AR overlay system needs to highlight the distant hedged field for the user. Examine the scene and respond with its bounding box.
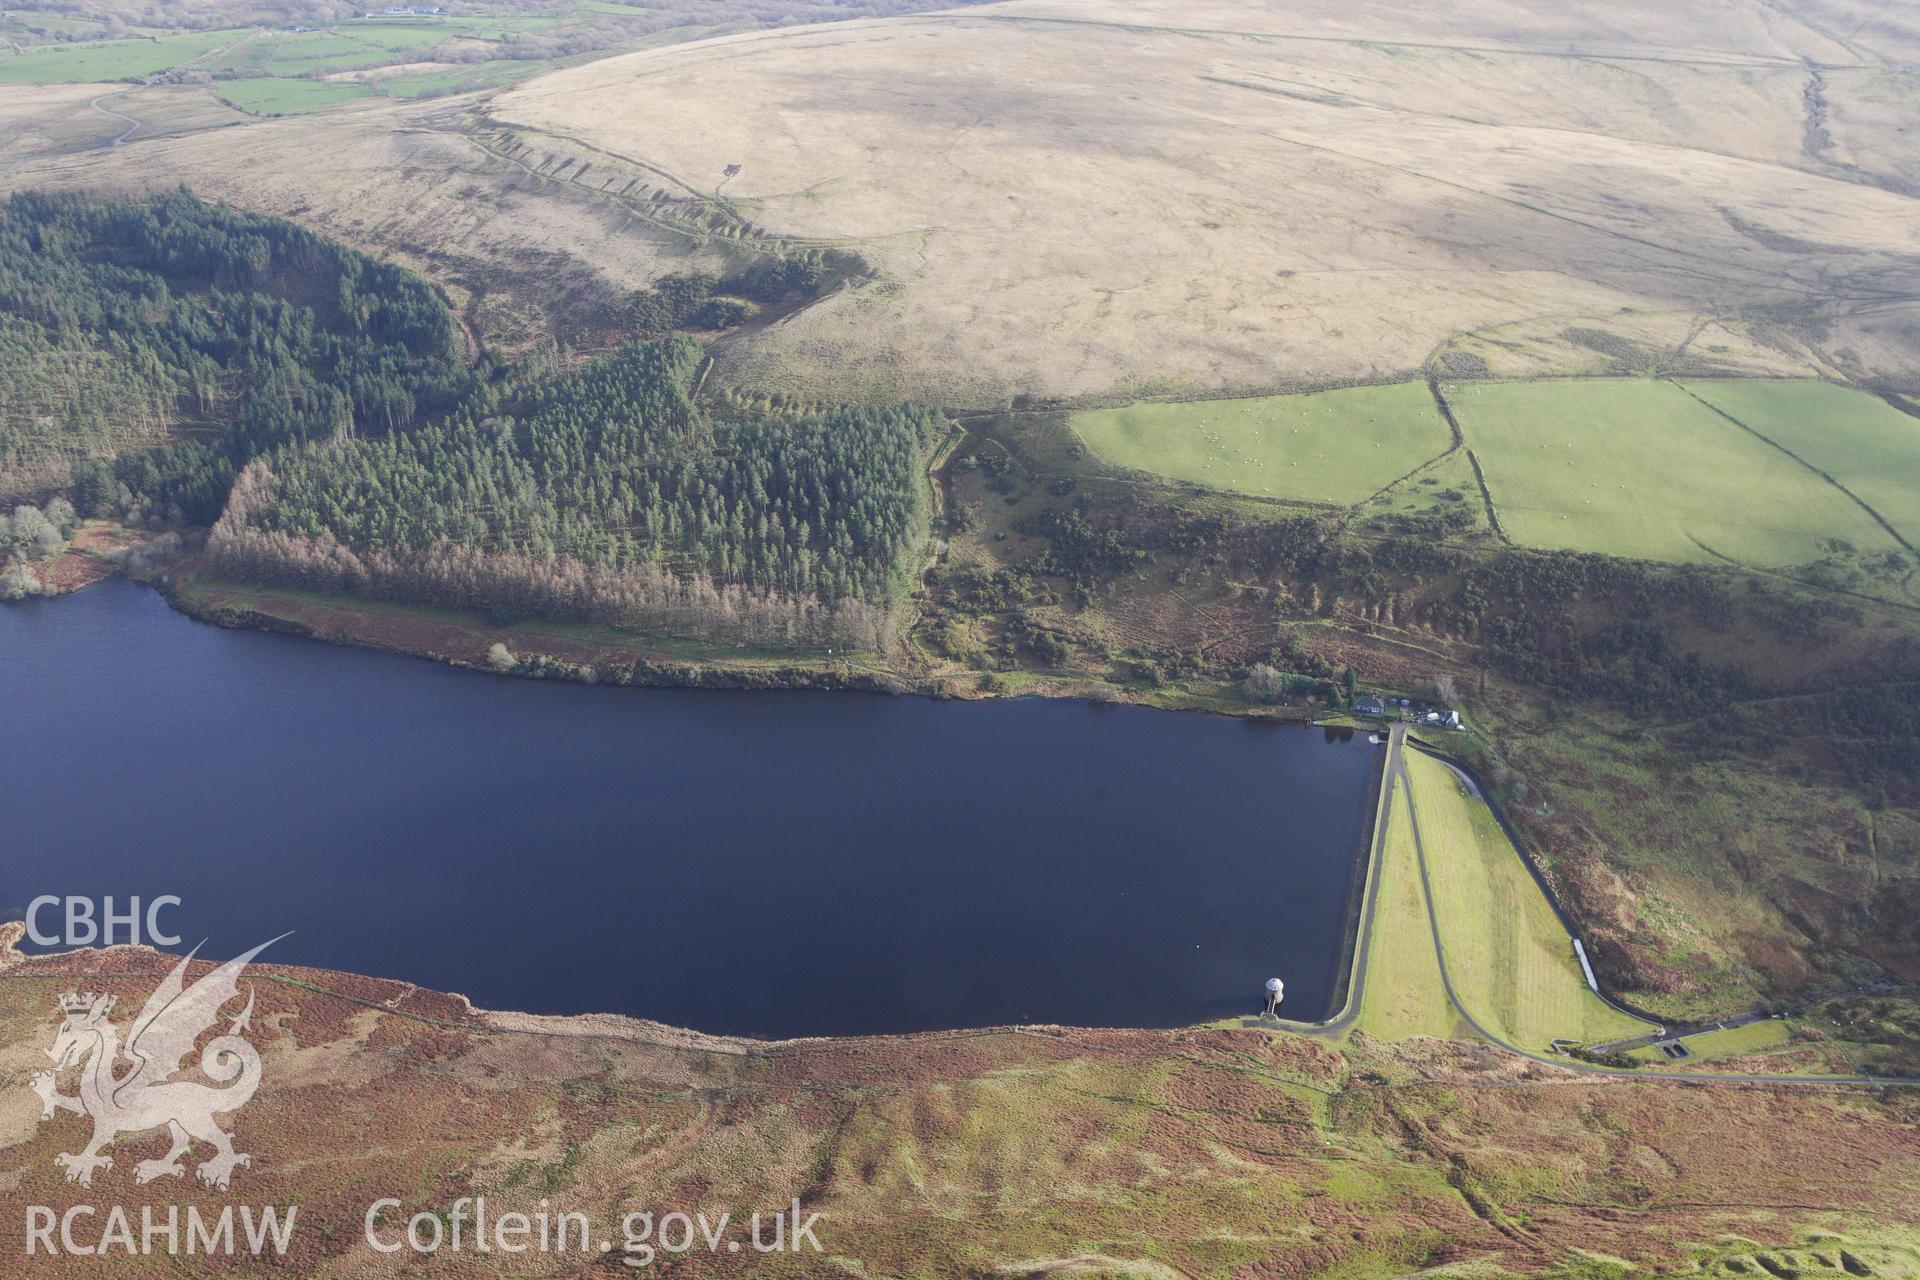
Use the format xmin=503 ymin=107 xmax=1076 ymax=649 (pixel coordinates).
xmin=1071 ymin=376 xmax=1920 ymax=595
xmin=0 ymin=190 xmax=938 ymax=646
xmin=0 ymin=1 xmax=994 ymax=115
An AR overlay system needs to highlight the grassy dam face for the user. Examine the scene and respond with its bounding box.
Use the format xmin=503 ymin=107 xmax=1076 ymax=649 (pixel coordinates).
xmin=2 ymin=580 xmax=1383 ymax=1037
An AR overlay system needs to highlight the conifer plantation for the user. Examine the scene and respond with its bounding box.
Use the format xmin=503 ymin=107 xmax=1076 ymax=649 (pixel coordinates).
xmin=0 ymin=190 xmax=941 ymax=648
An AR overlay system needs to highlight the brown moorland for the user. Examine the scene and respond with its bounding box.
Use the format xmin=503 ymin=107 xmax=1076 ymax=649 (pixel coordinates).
xmin=3 ymin=931 xmax=1917 ymax=1278
xmin=4 ymin=0 xmax=1918 ymax=402
xmin=489 ymin=0 xmax=1920 ymax=403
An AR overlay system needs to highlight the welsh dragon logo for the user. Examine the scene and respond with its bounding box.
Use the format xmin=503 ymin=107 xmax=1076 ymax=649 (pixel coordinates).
xmin=30 ymin=937 xmax=282 ymax=1190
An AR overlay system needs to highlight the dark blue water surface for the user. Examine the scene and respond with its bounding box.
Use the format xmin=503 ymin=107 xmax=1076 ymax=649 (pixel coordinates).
xmin=2 ymin=579 xmax=1380 ymax=1037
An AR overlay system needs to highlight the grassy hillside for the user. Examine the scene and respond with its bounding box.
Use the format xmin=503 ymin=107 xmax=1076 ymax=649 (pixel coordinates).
xmin=1071 ymin=382 xmax=1449 ymax=505
xmin=1063 ymin=376 xmax=1920 ymax=596
xmin=1448 ymin=379 xmax=1901 ymax=565
xmin=1678 ymin=378 xmax=1920 ymax=546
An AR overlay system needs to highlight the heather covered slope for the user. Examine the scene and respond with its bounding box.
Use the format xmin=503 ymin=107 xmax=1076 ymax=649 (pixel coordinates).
xmin=3 ymin=933 xmax=1917 ymax=1278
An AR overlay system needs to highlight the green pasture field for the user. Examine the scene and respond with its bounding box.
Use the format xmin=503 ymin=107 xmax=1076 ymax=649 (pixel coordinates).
xmin=0 ymin=15 xmax=544 ymax=88
xmin=342 ymin=18 xmax=497 ymax=46
xmin=1447 ymin=378 xmax=1901 ymax=565
xmin=199 ymin=34 xmax=281 ymax=74
xmin=382 ymin=58 xmax=552 ymax=98
xmin=268 ymin=23 xmax=465 ymax=72
xmin=1406 ymin=751 xmax=1652 ymax=1053
xmin=1678 ymin=378 xmax=1920 ymax=546
xmin=214 ymin=77 xmax=373 ymax=115
xmin=454 ymin=15 xmax=567 ymax=32
xmin=1071 ymin=381 xmax=1450 ymax=506
xmin=259 ymin=34 xmax=393 ymax=73
xmin=0 ymin=28 xmax=248 ymax=83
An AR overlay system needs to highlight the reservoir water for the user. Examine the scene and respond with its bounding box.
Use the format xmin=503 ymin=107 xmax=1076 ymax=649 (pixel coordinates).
xmin=2 ymin=579 xmax=1381 ymax=1037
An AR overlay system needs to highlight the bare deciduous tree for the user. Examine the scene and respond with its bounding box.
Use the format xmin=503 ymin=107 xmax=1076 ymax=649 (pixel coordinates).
xmin=0 ymin=561 xmax=42 ymax=600
xmin=3 ymin=504 xmax=63 ymax=559
xmin=1244 ymin=663 xmax=1286 ymax=704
